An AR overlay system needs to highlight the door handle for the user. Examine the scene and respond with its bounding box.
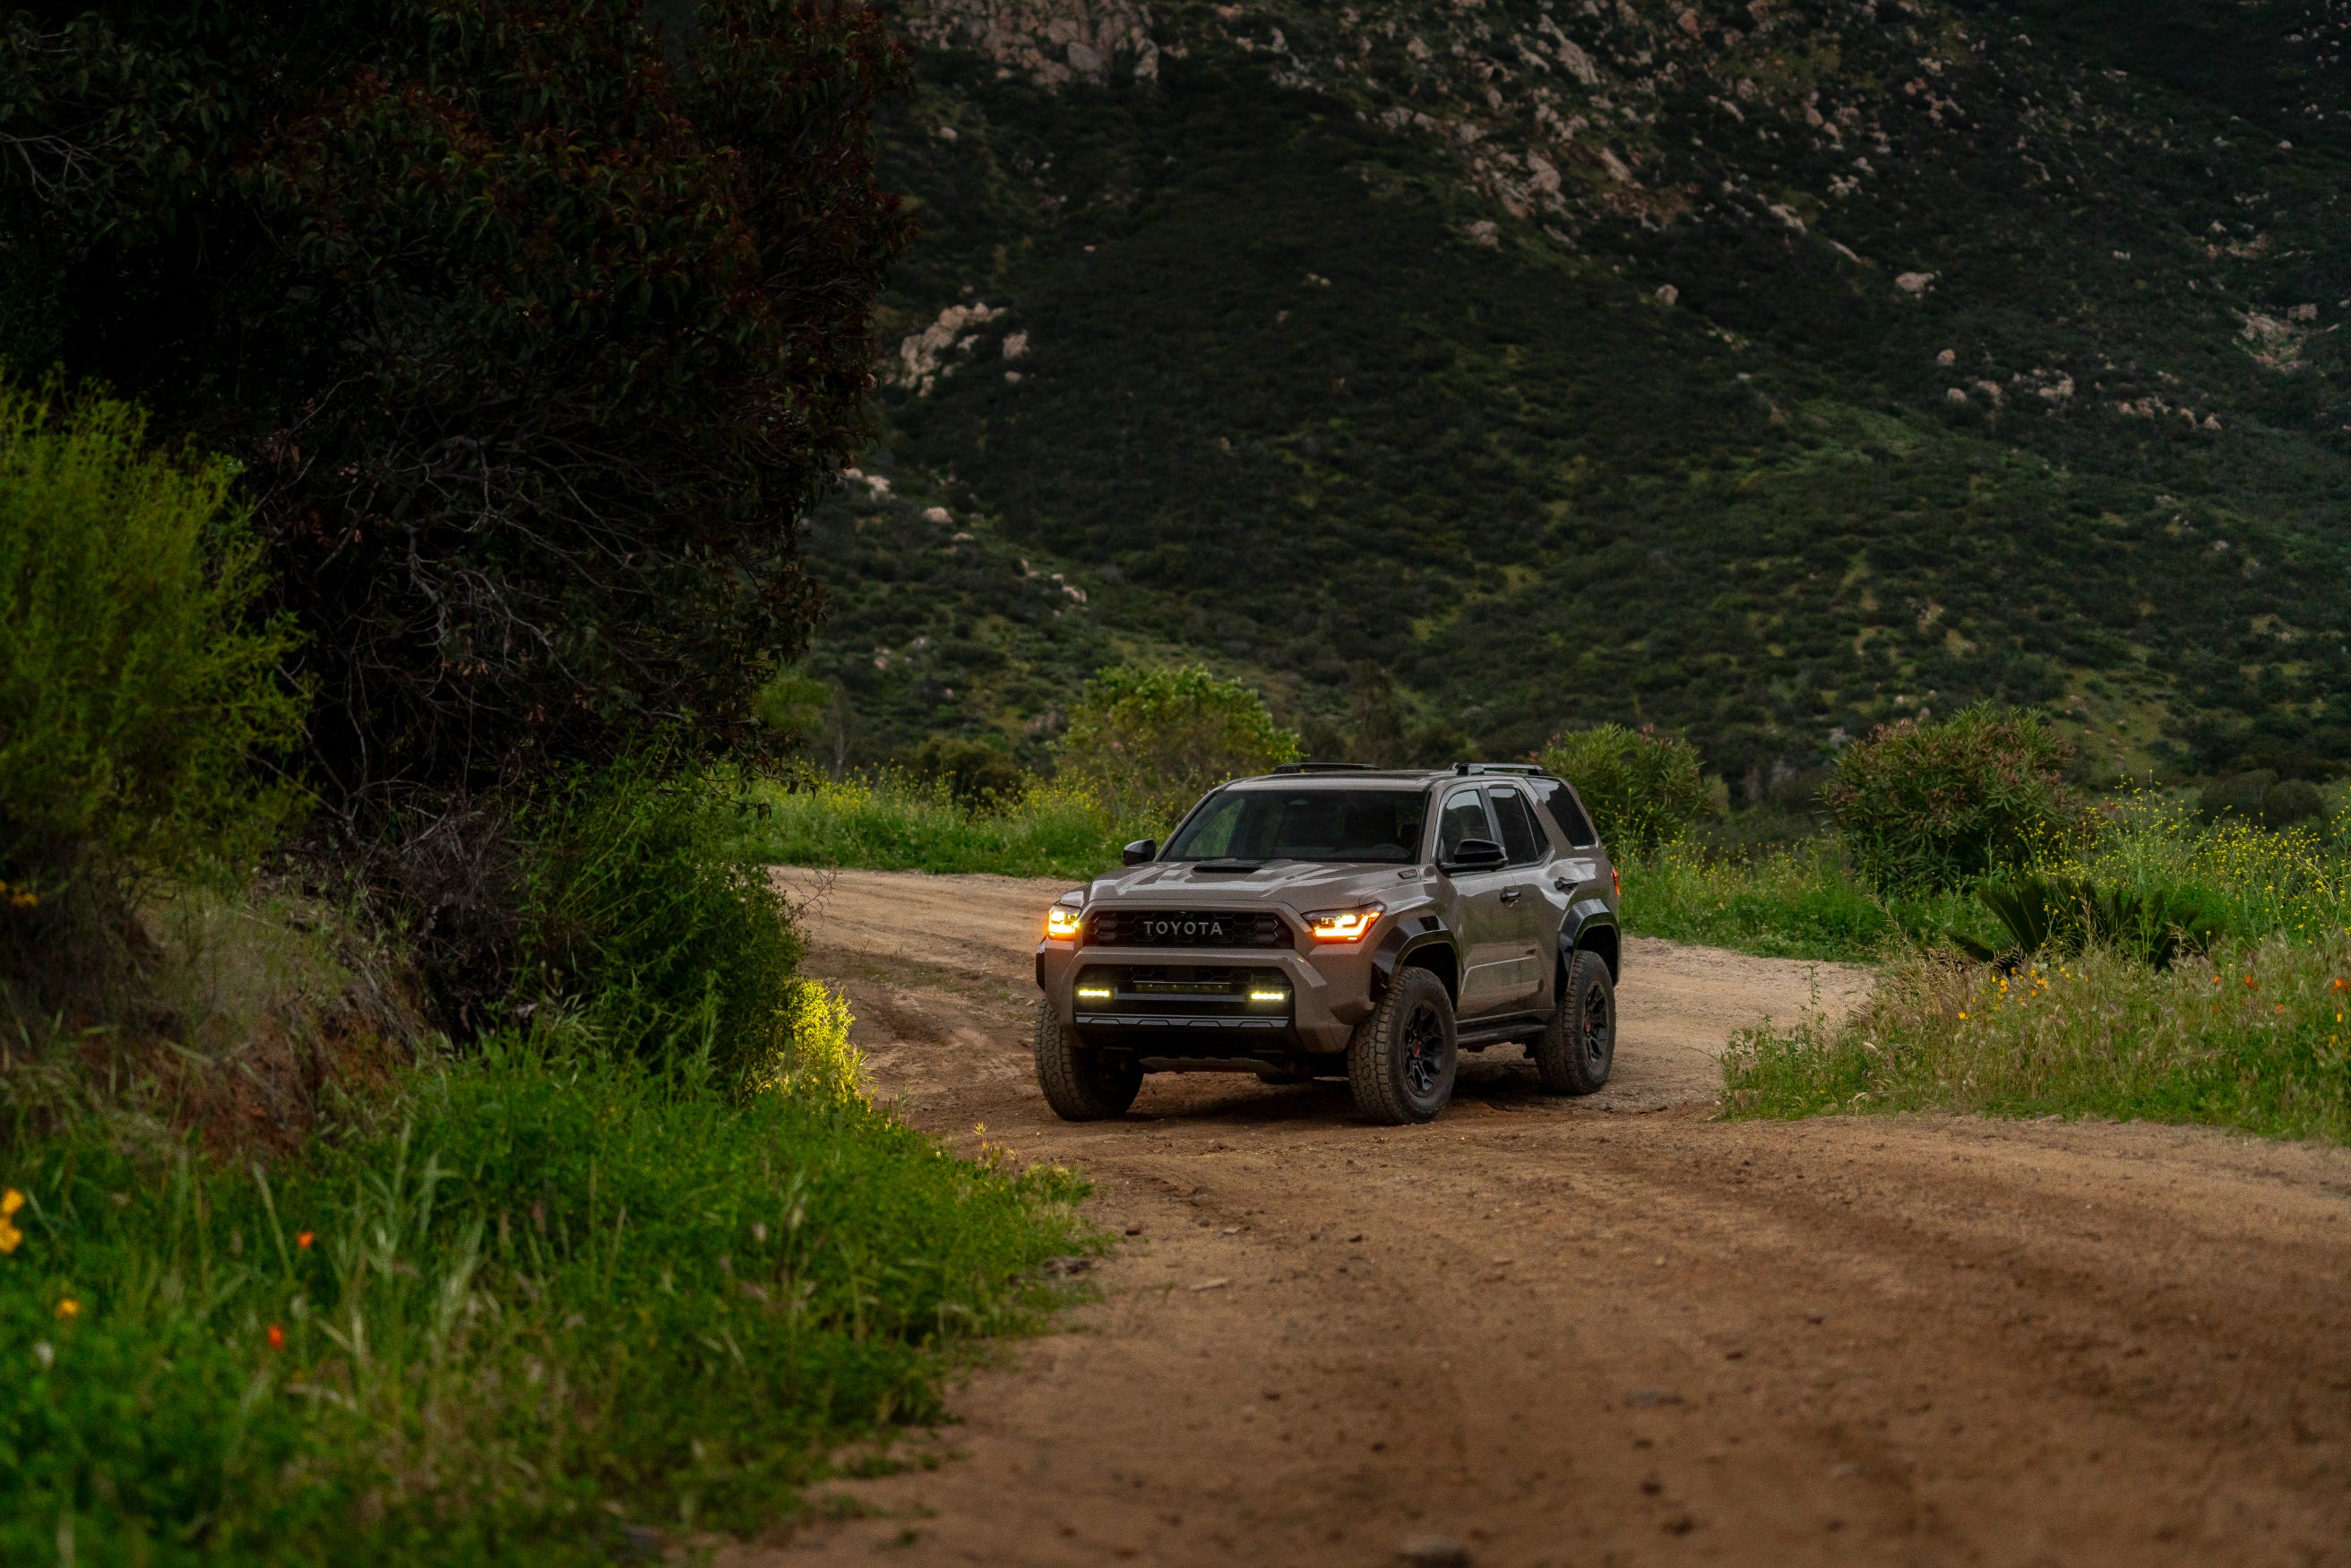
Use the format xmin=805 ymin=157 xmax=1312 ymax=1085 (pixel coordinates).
xmin=1500 ymin=888 xmax=1523 ymax=905
xmin=1553 ymin=878 xmax=1572 ymax=892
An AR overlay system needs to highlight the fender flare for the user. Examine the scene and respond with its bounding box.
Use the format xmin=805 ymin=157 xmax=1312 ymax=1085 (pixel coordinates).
xmin=1371 ymin=915 xmax=1460 ymax=1003
xmin=1557 ymin=899 xmax=1620 ymax=980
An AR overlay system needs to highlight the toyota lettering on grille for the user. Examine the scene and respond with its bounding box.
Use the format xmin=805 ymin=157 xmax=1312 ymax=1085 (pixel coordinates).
xmin=1141 ymin=916 xmax=1225 ymax=943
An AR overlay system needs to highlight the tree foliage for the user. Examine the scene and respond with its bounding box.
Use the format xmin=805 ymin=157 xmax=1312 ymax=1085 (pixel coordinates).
xmin=1824 ymin=704 xmax=2083 ymax=893
xmin=1055 ymin=663 xmax=1299 ymax=823
xmin=0 ymin=0 xmax=911 ymax=805
xmin=1537 ymin=724 xmax=1712 ymax=855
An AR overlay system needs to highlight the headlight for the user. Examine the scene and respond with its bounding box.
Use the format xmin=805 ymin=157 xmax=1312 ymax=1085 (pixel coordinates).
xmin=1046 ymin=903 xmax=1083 ymax=940
xmin=1305 ymin=904 xmax=1382 ymax=943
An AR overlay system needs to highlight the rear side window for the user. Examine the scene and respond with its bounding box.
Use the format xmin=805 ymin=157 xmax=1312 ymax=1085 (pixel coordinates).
xmin=1490 ymin=787 xmax=1543 ymax=864
xmin=1534 ymin=780 xmax=1599 ymax=848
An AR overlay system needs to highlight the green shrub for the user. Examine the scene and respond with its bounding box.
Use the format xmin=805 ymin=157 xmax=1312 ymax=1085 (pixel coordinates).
xmin=1958 ymin=874 xmax=2222 ymax=970
xmin=1055 ymin=664 xmax=1301 ymax=823
xmin=1537 ymin=724 xmax=1713 ymax=854
xmin=1822 ymin=704 xmax=2080 ymax=893
xmin=0 ymin=385 xmax=304 ymax=1022
xmin=1724 ymin=935 xmax=2351 ymax=1142
xmin=518 ymin=762 xmax=805 ymax=1093
xmin=0 ymin=1043 xmax=1093 ymax=1561
xmin=2198 ymin=771 xmax=2325 ymax=832
xmin=754 ymin=668 xmax=837 ymax=747
xmin=906 ymin=736 xmax=1026 ymax=807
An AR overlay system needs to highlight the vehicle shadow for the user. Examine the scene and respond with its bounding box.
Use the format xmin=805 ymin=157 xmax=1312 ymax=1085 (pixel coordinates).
xmin=1125 ymin=1053 xmax=1559 ymax=1128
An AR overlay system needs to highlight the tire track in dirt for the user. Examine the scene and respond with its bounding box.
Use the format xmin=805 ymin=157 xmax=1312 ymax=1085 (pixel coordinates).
xmin=732 ymin=868 xmax=2351 ymax=1568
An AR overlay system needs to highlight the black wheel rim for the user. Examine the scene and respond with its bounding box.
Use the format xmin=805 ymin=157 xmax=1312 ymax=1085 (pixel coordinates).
xmin=1401 ymin=1000 xmax=1447 ymax=1098
xmin=1581 ymin=981 xmax=1612 ymax=1067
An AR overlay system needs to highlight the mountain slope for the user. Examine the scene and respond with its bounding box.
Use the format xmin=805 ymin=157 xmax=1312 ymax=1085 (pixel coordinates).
xmin=799 ymin=0 xmax=2351 ymax=791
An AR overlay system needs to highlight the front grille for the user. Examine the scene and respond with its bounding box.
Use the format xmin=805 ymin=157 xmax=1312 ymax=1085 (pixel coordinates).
xmin=1084 ymin=909 xmax=1293 ymax=950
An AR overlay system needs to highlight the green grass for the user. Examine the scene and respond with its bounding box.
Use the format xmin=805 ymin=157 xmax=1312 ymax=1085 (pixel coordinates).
xmin=0 ymin=1041 xmax=1095 ymax=1564
xmin=1723 ymin=935 xmax=2351 ymax=1143
xmin=1617 ymin=840 xmax=1986 ymax=963
xmin=734 ymin=773 xmax=1142 ymax=881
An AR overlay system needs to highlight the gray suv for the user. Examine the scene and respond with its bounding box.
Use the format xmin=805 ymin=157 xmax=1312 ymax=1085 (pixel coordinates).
xmin=1033 ymin=763 xmax=1620 ymax=1124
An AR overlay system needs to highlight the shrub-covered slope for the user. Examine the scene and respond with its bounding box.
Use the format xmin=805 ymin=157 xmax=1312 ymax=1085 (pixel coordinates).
xmin=805 ymin=0 xmax=2351 ymax=789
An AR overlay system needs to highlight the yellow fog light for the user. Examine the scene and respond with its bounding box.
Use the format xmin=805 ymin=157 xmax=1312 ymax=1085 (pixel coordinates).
xmin=1076 ymin=986 xmax=1113 ymax=1001
xmin=1247 ymin=987 xmax=1292 ymax=1005
xmin=1305 ymin=905 xmax=1382 ymax=943
xmin=1046 ymin=904 xmax=1083 ymax=940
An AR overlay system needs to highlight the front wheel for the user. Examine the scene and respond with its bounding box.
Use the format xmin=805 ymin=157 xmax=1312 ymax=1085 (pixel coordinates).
xmin=1534 ymin=948 xmax=1615 ymax=1095
xmin=1347 ymin=967 xmax=1458 ymax=1124
xmin=1034 ymin=1002 xmax=1142 ymax=1121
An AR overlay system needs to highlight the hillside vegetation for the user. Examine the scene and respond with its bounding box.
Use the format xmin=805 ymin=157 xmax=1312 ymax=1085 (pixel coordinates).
xmin=806 ymin=0 xmax=2349 ymax=791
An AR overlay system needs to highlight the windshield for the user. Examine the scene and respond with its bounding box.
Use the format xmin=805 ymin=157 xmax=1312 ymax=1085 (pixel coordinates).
xmin=1163 ymin=788 xmax=1430 ymax=865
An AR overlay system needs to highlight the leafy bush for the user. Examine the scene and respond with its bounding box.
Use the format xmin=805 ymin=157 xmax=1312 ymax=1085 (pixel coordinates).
xmin=2199 ymin=771 xmax=2326 ymax=831
xmin=0 ymin=1044 xmax=1093 ymax=1562
xmin=754 ymin=668 xmax=838 ymax=748
xmin=1537 ymin=724 xmax=1713 ymax=854
xmin=518 ymin=763 xmax=805 ymax=1093
xmin=907 ymin=736 xmax=1026 ymax=807
xmin=1823 ymin=704 xmax=2081 ymax=893
xmin=1959 ymin=874 xmax=2221 ymax=970
xmin=1724 ymin=936 xmax=2351 ymax=1142
xmin=0 ymin=386 xmax=304 ymax=1021
xmin=1055 ymin=665 xmax=1300 ymax=823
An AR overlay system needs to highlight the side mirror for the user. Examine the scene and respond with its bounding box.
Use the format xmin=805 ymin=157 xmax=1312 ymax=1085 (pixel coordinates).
xmin=1441 ymin=837 xmax=1506 ymax=872
xmin=1123 ymin=839 xmax=1158 ymax=866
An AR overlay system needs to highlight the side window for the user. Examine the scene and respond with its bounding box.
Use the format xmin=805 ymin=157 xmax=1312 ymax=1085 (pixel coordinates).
xmin=1534 ymin=779 xmax=1598 ymax=848
xmin=1490 ymin=786 xmax=1544 ymax=865
xmin=1436 ymin=790 xmax=1494 ymax=857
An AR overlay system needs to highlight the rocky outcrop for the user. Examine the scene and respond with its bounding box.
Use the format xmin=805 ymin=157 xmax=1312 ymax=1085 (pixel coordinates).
xmin=892 ymin=0 xmax=1158 ymax=86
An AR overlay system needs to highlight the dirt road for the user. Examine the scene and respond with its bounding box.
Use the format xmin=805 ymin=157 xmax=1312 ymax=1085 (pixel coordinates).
xmin=745 ymin=867 xmax=2351 ymax=1568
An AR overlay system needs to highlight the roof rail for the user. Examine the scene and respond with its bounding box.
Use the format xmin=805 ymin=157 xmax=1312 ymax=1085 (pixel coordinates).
xmin=1270 ymin=762 xmax=1376 ymax=774
xmin=1451 ymin=762 xmax=1544 ymax=776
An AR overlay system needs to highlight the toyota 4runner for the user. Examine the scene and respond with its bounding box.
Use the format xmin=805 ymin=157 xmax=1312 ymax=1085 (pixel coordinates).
xmin=1033 ymin=763 xmax=1620 ymax=1125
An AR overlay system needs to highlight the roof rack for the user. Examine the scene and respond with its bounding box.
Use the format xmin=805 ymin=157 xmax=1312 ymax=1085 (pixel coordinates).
xmin=1270 ymin=762 xmax=1377 ymax=774
xmin=1451 ymin=762 xmax=1544 ymax=776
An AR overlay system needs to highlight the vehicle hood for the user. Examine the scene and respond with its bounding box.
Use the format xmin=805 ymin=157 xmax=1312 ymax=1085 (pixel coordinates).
xmin=1084 ymin=860 xmax=1409 ymax=910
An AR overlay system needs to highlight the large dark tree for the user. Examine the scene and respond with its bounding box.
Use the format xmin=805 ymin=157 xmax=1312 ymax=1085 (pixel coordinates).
xmin=0 ymin=0 xmax=909 ymax=804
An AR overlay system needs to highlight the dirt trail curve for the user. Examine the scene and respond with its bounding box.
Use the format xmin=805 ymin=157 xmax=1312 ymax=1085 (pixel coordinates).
xmin=739 ymin=867 xmax=2351 ymax=1568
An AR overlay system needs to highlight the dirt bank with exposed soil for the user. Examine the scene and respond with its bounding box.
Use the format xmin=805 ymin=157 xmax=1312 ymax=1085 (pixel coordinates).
xmin=739 ymin=867 xmax=2351 ymax=1568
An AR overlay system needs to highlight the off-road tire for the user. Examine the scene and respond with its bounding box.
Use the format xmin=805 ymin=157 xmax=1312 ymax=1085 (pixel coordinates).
xmin=1034 ymin=1002 xmax=1142 ymax=1121
xmin=1347 ymin=967 xmax=1459 ymax=1124
xmin=1535 ymin=949 xmax=1615 ymax=1095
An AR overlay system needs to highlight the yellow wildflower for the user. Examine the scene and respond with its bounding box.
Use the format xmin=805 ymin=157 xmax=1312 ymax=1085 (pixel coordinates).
xmin=0 ymin=1188 xmax=22 ymax=1254
xmin=56 ymin=1298 xmax=77 ymax=1319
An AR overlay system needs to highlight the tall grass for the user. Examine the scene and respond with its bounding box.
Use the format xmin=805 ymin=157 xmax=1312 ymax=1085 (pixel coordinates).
xmin=2063 ymin=794 xmax=2351 ymax=944
xmin=0 ymin=1038 xmax=1095 ymax=1563
xmin=1618 ymin=840 xmax=1987 ymax=962
xmin=734 ymin=772 xmax=1147 ymax=880
xmin=1724 ymin=935 xmax=2351 ymax=1142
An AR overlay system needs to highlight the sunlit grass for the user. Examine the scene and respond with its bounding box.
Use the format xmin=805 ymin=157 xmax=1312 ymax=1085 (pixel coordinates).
xmin=1724 ymin=935 xmax=2351 ymax=1142
xmin=731 ymin=772 xmax=1148 ymax=882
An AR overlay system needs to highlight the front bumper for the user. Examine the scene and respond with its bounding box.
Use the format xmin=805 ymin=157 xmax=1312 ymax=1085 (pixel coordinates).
xmin=1037 ymin=938 xmax=1380 ymax=1055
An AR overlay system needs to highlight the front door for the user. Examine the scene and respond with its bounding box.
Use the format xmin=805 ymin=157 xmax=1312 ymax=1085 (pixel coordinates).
xmin=1436 ymin=787 xmax=1523 ymax=1018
